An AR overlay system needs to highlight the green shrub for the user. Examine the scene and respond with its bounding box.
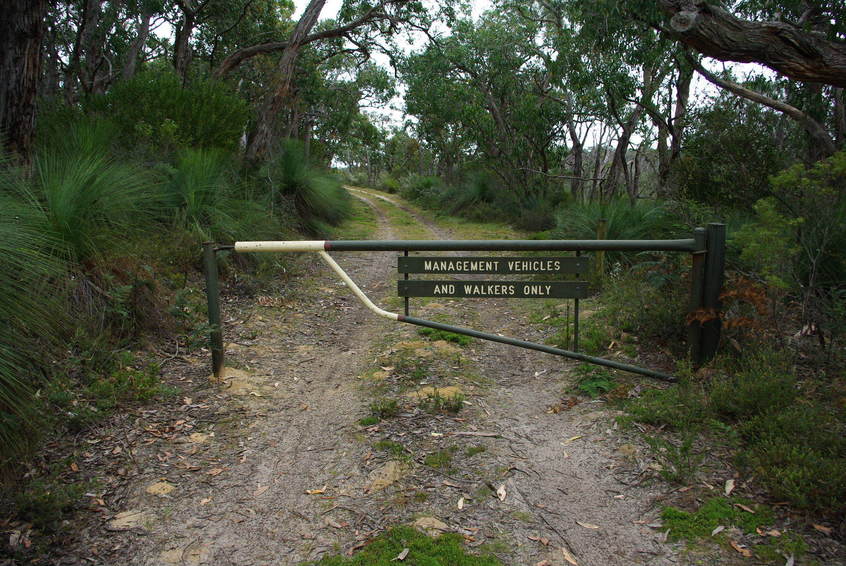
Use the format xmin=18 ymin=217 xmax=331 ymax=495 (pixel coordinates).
xmin=162 ymin=148 xmax=281 ymax=244
xmin=599 ymin=255 xmax=688 ymax=345
xmin=14 ymin=478 xmax=86 ymax=532
xmin=709 ymin=368 xmax=796 ymax=421
xmin=265 ymin=140 xmax=351 ymax=234
xmin=399 ymin=174 xmax=445 ymax=210
xmin=733 ymin=197 xmax=802 ymax=290
xmin=0 ymin=182 xmax=66 ymax=454
xmin=15 ymin=120 xmax=159 ymax=262
xmin=572 ymin=364 xmax=615 ymax=398
xmin=85 ymin=70 xmax=249 ymax=153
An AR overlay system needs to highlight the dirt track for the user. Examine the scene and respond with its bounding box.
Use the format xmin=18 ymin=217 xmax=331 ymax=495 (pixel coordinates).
xmin=60 ymin=189 xmax=687 ymax=566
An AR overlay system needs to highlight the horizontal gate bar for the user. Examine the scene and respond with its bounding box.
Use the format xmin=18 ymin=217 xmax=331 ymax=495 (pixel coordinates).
xmin=235 ymin=238 xmax=700 ymax=253
xmin=399 ymin=315 xmax=677 ymax=382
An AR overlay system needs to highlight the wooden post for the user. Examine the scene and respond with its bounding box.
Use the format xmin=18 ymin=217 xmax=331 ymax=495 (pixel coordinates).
xmin=203 ymin=242 xmax=224 ymax=378
xmin=687 ymin=227 xmax=707 ymax=364
xmin=700 ymin=223 xmax=726 ymax=363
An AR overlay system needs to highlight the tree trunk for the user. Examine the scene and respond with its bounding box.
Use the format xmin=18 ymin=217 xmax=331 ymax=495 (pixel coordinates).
xmin=0 ymin=0 xmax=48 ymax=161
xmin=834 ymin=88 xmax=845 ymax=149
xmin=174 ymin=8 xmax=196 ymax=83
xmin=42 ymin=21 xmax=61 ymax=97
xmin=565 ymin=119 xmax=584 ymax=201
xmin=123 ymin=8 xmax=153 ymax=79
xmin=245 ymin=0 xmax=327 ymax=163
xmin=64 ymin=0 xmax=101 ymax=102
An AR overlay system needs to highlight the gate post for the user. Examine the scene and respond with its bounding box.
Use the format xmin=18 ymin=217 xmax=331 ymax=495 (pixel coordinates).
xmin=203 ymin=242 xmax=224 ymax=378
xmin=700 ymin=223 xmax=726 ymax=363
xmin=688 ymin=227 xmax=707 ymax=364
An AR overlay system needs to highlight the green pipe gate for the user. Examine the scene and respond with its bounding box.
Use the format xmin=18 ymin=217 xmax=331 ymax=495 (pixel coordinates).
xmin=203 ymin=223 xmax=726 ymax=383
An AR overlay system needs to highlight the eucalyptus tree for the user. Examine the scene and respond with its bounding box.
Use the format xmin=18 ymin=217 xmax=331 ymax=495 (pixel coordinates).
xmin=402 ymin=11 xmax=571 ymax=200
xmin=605 ymin=1 xmax=845 ymax=159
xmin=0 ymin=0 xmax=49 ymax=160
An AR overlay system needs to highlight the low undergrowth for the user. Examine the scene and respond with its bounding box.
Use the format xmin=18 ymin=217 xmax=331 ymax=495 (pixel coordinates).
xmin=306 ymin=525 xmax=502 ymax=565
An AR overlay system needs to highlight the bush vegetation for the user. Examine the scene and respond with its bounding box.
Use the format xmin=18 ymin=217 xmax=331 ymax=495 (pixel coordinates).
xmin=0 ymin=68 xmax=353 ymax=462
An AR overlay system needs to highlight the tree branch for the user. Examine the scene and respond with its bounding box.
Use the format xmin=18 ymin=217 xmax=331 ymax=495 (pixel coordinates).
xmin=214 ymin=4 xmax=387 ymax=77
xmin=684 ymin=52 xmax=837 ymax=156
xmin=658 ymin=0 xmax=846 ymax=87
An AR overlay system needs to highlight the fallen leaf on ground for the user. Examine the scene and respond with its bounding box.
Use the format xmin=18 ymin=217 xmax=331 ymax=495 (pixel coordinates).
xmin=200 ymin=498 xmax=212 ymax=505
xmin=457 ymin=497 xmax=464 ymax=510
xmin=576 ymin=521 xmax=599 ymax=530
xmin=560 ymin=546 xmax=579 ymax=565
xmin=528 ymin=535 xmax=550 ymax=546
xmin=563 ymin=435 xmax=583 ymax=444
xmin=392 ymin=548 xmax=409 ymax=561
xmin=734 ymin=503 xmax=755 ymax=513
xmin=756 ymin=527 xmax=781 ymax=537
xmin=254 ymin=485 xmax=269 ymax=497
xmin=535 ymin=561 xmax=551 ymax=566
xmin=725 ymin=478 xmax=735 ymax=496
xmin=306 ymin=485 xmax=327 ymax=495
xmin=812 ymin=524 xmax=832 ymax=535
xmin=496 ymin=484 xmax=507 ymax=501
xmin=326 ymin=518 xmax=348 ymax=529
xmin=711 ymin=525 xmax=725 ymax=536
xmin=207 ymin=468 xmax=224 ymax=477
xmin=729 ymin=540 xmax=752 ymax=557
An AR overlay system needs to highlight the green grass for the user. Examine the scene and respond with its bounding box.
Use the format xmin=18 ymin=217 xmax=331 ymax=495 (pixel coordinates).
xmin=420 ymin=391 xmax=465 ymax=414
xmin=661 ymin=497 xmax=773 ymax=541
xmin=375 ymin=440 xmax=407 ymax=458
xmin=416 ymin=327 xmax=472 ymax=346
xmin=305 ymin=525 xmax=502 ymax=565
xmin=331 ymin=196 xmax=379 ymax=239
xmin=370 ymin=398 xmax=400 ymax=420
xmin=424 ymin=447 xmax=458 ymax=470
xmin=572 ymin=364 xmax=615 ymax=398
xmin=466 ymin=445 xmax=486 ymax=457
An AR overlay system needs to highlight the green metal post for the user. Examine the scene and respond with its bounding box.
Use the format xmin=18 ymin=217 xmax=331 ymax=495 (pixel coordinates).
xmin=203 ymin=242 xmax=224 ymax=378
xmin=687 ymin=227 xmax=707 ymax=364
xmin=700 ymin=224 xmax=726 ymax=362
xmin=574 ymin=250 xmax=581 ymax=352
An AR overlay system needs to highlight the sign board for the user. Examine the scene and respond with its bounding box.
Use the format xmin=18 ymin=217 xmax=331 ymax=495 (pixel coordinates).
xmin=398 ymin=280 xmax=589 ymax=299
xmin=398 ymin=256 xmax=589 ymax=274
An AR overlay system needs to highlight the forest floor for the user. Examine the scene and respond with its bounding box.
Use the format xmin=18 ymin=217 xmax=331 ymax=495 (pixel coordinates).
xmin=9 ymin=189 xmax=841 ymax=566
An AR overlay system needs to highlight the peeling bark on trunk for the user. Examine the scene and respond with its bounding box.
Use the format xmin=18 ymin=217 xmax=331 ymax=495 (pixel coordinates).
xmin=0 ymin=0 xmax=48 ymax=161
xmin=658 ymin=0 xmax=846 ymax=87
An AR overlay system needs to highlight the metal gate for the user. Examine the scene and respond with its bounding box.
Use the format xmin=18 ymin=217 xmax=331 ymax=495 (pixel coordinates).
xmin=203 ymin=223 xmax=725 ymax=383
